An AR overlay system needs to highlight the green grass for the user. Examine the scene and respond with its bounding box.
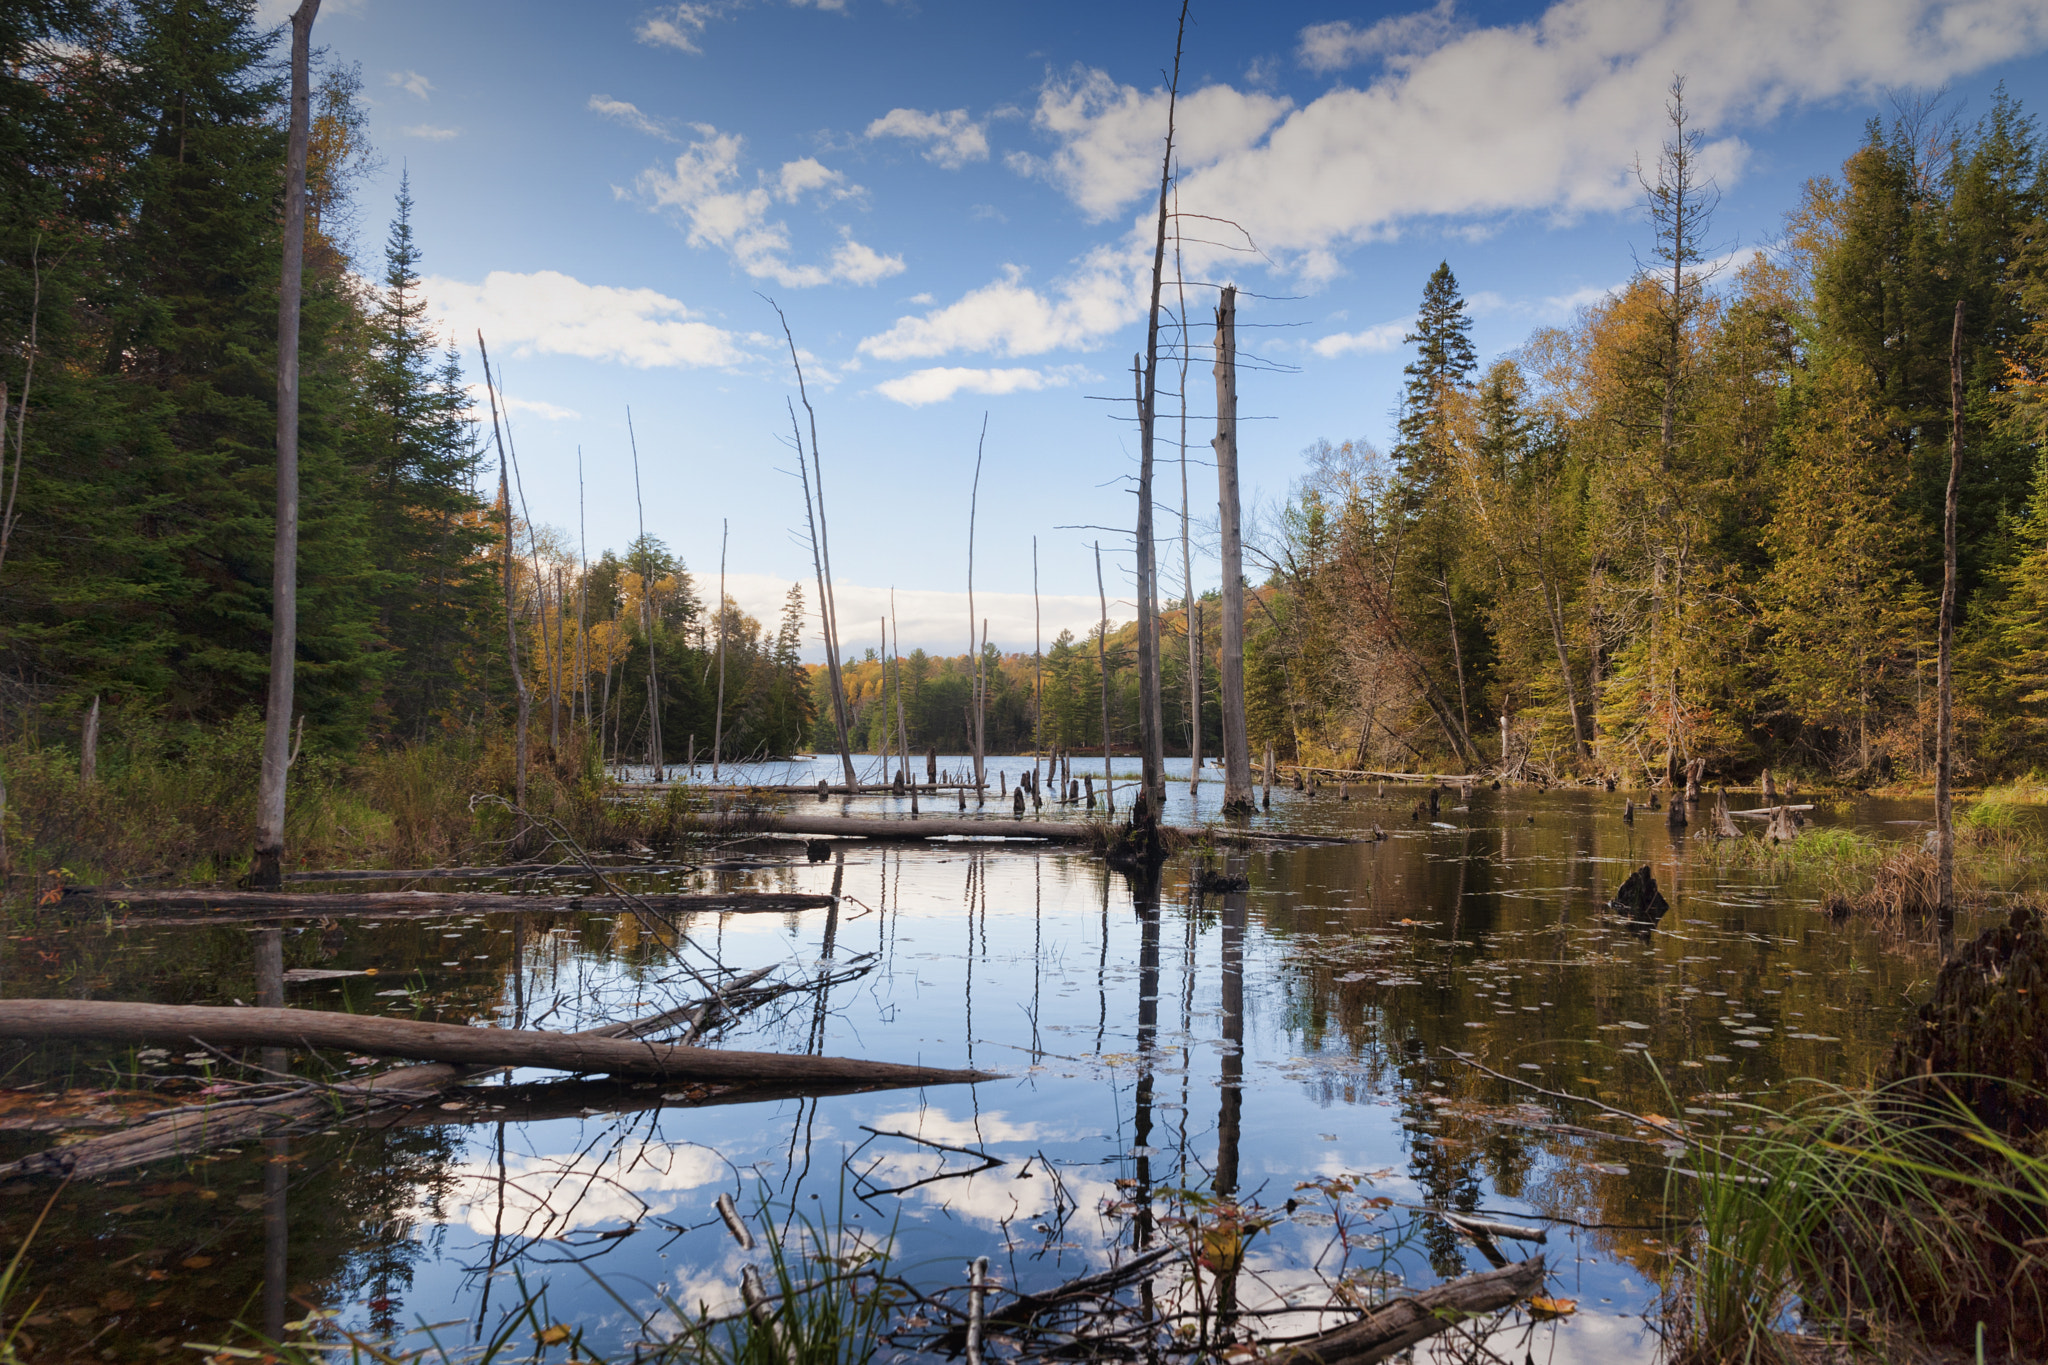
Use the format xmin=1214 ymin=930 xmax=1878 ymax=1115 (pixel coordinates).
xmin=1667 ymin=1078 xmax=2048 ymax=1363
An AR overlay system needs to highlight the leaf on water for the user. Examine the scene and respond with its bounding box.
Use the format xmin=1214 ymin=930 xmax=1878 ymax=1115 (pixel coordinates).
xmin=1529 ymin=1296 xmax=1577 ymax=1319
xmin=180 ymin=1255 xmax=213 ymax=1269
xmin=536 ymin=1325 xmax=574 ymax=1345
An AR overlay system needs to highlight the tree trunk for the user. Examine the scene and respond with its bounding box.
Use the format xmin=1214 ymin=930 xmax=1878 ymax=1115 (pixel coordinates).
xmin=1938 ymin=300 xmax=1963 ymax=921
xmin=252 ymin=0 xmax=319 ymax=889
xmin=714 ymin=519 xmax=728 ymax=777
xmin=1096 ymin=541 xmax=1115 ymax=805
xmin=1260 ymin=1257 xmax=1544 ymax=1365
xmin=0 ymin=1001 xmax=990 ymax=1088
xmin=1214 ymin=287 xmax=1254 ymax=814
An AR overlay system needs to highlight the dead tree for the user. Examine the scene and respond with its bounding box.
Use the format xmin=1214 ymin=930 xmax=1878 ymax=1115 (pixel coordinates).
xmin=252 ymin=0 xmax=320 ymax=889
xmin=1214 ymin=286 xmax=1254 ymax=813
xmin=1938 ymin=301 xmax=1964 ymax=920
xmin=477 ymin=336 xmax=529 ymax=809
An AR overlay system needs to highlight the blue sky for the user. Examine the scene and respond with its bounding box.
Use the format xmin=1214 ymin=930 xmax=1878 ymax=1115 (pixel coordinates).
xmin=291 ymin=0 xmax=2048 ymax=653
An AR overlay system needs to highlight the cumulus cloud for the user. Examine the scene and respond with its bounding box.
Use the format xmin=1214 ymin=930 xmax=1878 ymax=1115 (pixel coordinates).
xmin=1024 ymin=0 xmax=2048 ymax=280
xmin=873 ymin=365 xmax=1079 ymax=406
xmin=635 ymin=125 xmax=902 ymax=288
xmin=430 ymin=1139 xmax=727 ymax=1239
xmin=1297 ymin=0 xmax=1460 ymax=73
xmin=425 ymin=269 xmax=752 ymax=369
xmin=590 ymin=94 xmax=673 ymax=140
xmin=865 ymin=107 xmax=990 ymax=169
xmin=1007 ymin=67 xmax=1292 ymax=221
xmin=635 ymin=1 xmax=733 ymax=53
xmin=402 ymin=124 xmax=459 ymax=141
xmin=386 ymin=68 xmax=433 ymax=100
xmin=1309 ymin=319 xmax=1411 ymax=358
xmin=857 ymin=256 xmax=1136 ymax=360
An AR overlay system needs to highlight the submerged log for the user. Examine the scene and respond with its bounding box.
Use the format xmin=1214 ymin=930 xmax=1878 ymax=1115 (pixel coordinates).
xmin=0 ymin=1001 xmax=991 ymax=1089
xmin=1261 ymin=1256 xmax=1545 ymax=1365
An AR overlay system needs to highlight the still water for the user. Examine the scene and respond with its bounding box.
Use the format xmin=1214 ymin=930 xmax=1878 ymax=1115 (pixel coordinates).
xmin=0 ymin=759 xmax=1966 ymax=1362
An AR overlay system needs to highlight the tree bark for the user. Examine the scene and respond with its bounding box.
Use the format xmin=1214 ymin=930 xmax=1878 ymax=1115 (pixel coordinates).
xmin=1938 ymin=300 xmax=1963 ymax=920
xmin=1213 ymin=287 xmax=1255 ymax=814
xmin=252 ymin=0 xmax=320 ymax=889
xmin=477 ymin=336 xmax=528 ymax=810
xmin=1260 ymin=1257 xmax=1545 ymax=1365
xmin=0 ymin=1001 xmax=991 ymax=1087
xmin=968 ymin=416 xmax=987 ymax=791
xmin=1096 ymin=541 xmax=1115 ymax=808
xmin=60 ymin=888 xmax=837 ymax=922
xmin=714 ymin=518 xmax=728 ymax=777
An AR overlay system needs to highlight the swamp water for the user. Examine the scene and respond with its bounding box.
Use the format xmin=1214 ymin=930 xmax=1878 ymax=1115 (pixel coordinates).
xmin=0 ymin=760 xmax=1972 ymax=1363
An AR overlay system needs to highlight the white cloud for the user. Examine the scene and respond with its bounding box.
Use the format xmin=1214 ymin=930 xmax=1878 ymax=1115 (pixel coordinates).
xmin=1007 ymin=67 xmax=1292 ymax=221
xmin=635 ymin=125 xmax=902 ymax=288
xmin=1025 ymin=0 xmax=2048 ymax=281
xmin=873 ymin=365 xmax=1077 ymax=407
xmin=865 ymin=107 xmax=990 ymax=170
xmin=402 ymin=124 xmax=459 ymax=141
xmin=430 ymin=1139 xmax=727 ymax=1239
xmin=636 ymin=2 xmax=733 ymax=53
xmin=857 ymin=256 xmax=1136 ymax=361
xmin=590 ymin=94 xmax=673 ymax=140
xmin=1309 ymin=320 xmax=1410 ymax=358
xmin=426 ymin=269 xmax=752 ymax=369
xmin=1296 ymin=0 xmax=1460 ymax=73
xmin=508 ymin=395 xmax=582 ymax=421
xmin=386 ymin=68 xmax=433 ymax=100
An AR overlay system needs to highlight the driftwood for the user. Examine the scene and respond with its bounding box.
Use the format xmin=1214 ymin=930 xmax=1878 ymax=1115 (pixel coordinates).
xmin=284 ymin=863 xmax=711 ymax=881
xmin=0 ymin=968 xmax=826 ymax=1180
xmin=0 ymin=1001 xmax=987 ymax=1088
xmin=1609 ymin=865 xmax=1669 ymax=919
xmin=1260 ymin=1256 xmax=1545 ymax=1365
xmin=757 ymin=813 xmax=1368 ymax=849
xmin=58 ymin=888 xmax=835 ymax=920
xmin=1280 ymin=764 xmax=1482 ymax=785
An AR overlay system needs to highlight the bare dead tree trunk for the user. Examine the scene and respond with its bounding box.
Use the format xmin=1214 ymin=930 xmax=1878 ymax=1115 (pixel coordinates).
xmin=1174 ymin=195 xmax=1201 ymax=794
xmin=80 ymin=695 xmax=98 ymax=785
xmin=892 ymin=591 xmax=911 ymax=784
xmin=1213 ymin=287 xmax=1254 ymax=814
xmin=477 ymin=337 xmax=528 ymax=810
xmin=714 ymin=518 xmax=728 ymax=778
xmin=1938 ymin=300 xmax=1964 ymax=921
xmin=1132 ymin=0 xmax=1190 ymax=813
xmin=0 ymin=243 xmax=42 ymax=579
xmin=1096 ymin=541 xmax=1115 ymax=808
xmin=577 ymin=445 xmax=589 ymax=728
xmin=626 ymin=408 xmax=663 ymax=773
xmin=252 ymin=0 xmax=320 ymax=890
xmin=1033 ymin=537 xmax=1044 ymax=772
xmin=768 ymin=302 xmax=857 ymax=786
xmin=968 ymin=415 xmax=988 ymax=791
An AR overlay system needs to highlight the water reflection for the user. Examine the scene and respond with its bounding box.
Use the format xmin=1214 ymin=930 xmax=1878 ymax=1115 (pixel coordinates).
xmin=0 ymin=786 xmax=1998 ymax=1363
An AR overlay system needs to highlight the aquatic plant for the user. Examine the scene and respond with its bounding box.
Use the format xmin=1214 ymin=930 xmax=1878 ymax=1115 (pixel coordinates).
xmin=1667 ymin=1079 xmax=2048 ymax=1363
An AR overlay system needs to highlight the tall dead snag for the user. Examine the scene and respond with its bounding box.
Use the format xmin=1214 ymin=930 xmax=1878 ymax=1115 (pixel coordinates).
xmin=252 ymin=0 xmax=320 ymax=890
xmin=1174 ymin=194 xmax=1201 ymax=795
xmin=967 ymin=415 xmax=988 ymax=792
xmin=1096 ymin=542 xmax=1115 ymax=808
xmin=1213 ymin=286 xmax=1254 ymax=814
xmin=769 ymin=301 xmax=857 ymax=787
xmin=477 ymin=336 xmax=528 ymax=811
xmin=1131 ymin=0 xmax=1190 ymax=815
xmin=713 ymin=518 xmax=728 ymax=778
xmin=1938 ymin=300 xmax=1964 ymax=920
xmin=627 ymin=408 xmax=663 ymax=771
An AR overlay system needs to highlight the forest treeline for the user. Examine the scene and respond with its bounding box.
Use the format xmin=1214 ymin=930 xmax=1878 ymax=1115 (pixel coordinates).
xmin=0 ymin=0 xmax=820 ymax=769
xmin=1208 ymin=89 xmax=2048 ymax=785
xmin=11 ymin=1 xmax=2048 ymax=788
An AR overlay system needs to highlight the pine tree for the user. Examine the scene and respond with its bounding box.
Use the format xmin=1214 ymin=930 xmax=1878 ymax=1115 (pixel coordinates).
xmin=358 ymin=175 xmax=491 ymax=737
xmin=1391 ymin=262 xmax=1477 ymax=489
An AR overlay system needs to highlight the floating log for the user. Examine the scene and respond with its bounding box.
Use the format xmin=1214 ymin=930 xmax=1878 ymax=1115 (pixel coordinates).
xmin=1260 ymin=1257 xmax=1545 ymax=1365
xmin=58 ymin=889 xmax=836 ymax=921
xmin=0 ymin=1001 xmax=991 ymax=1088
xmin=756 ymin=813 xmax=1366 ymax=848
xmin=1728 ymin=804 xmax=1815 ymax=818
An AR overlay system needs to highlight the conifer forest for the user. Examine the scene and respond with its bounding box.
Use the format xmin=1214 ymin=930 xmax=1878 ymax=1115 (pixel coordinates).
xmin=5 ymin=3 xmax=2048 ymax=1364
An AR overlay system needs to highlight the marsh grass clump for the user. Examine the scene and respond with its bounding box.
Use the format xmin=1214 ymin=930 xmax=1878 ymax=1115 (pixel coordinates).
xmin=1669 ymin=911 xmax=2048 ymax=1361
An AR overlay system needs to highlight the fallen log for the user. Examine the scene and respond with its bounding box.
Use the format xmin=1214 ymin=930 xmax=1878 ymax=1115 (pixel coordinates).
xmin=0 ymin=979 xmax=979 ymax=1181
xmin=284 ymin=863 xmax=709 ymax=881
xmin=0 ymin=1000 xmax=986 ymax=1087
xmin=1727 ymin=804 xmax=1816 ymax=818
xmin=58 ymin=889 xmax=835 ymax=920
xmin=756 ymin=813 xmax=1369 ymax=848
xmin=1260 ymin=1256 xmax=1545 ymax=1365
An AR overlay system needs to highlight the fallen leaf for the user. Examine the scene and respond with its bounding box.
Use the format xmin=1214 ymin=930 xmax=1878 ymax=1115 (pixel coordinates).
xmin=61 ymin=1307 xmax=97 ymax=1325
xmin=100 ymin=1290 xmax=135 ymax=1311
xmin=181 ymin=1255 xmax=214 ymax=1269
xmin=1529 ymin=1296 xmax=1577 ymax=1319
xmin=536 ymin=1324 xmax=574 ymax=1345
